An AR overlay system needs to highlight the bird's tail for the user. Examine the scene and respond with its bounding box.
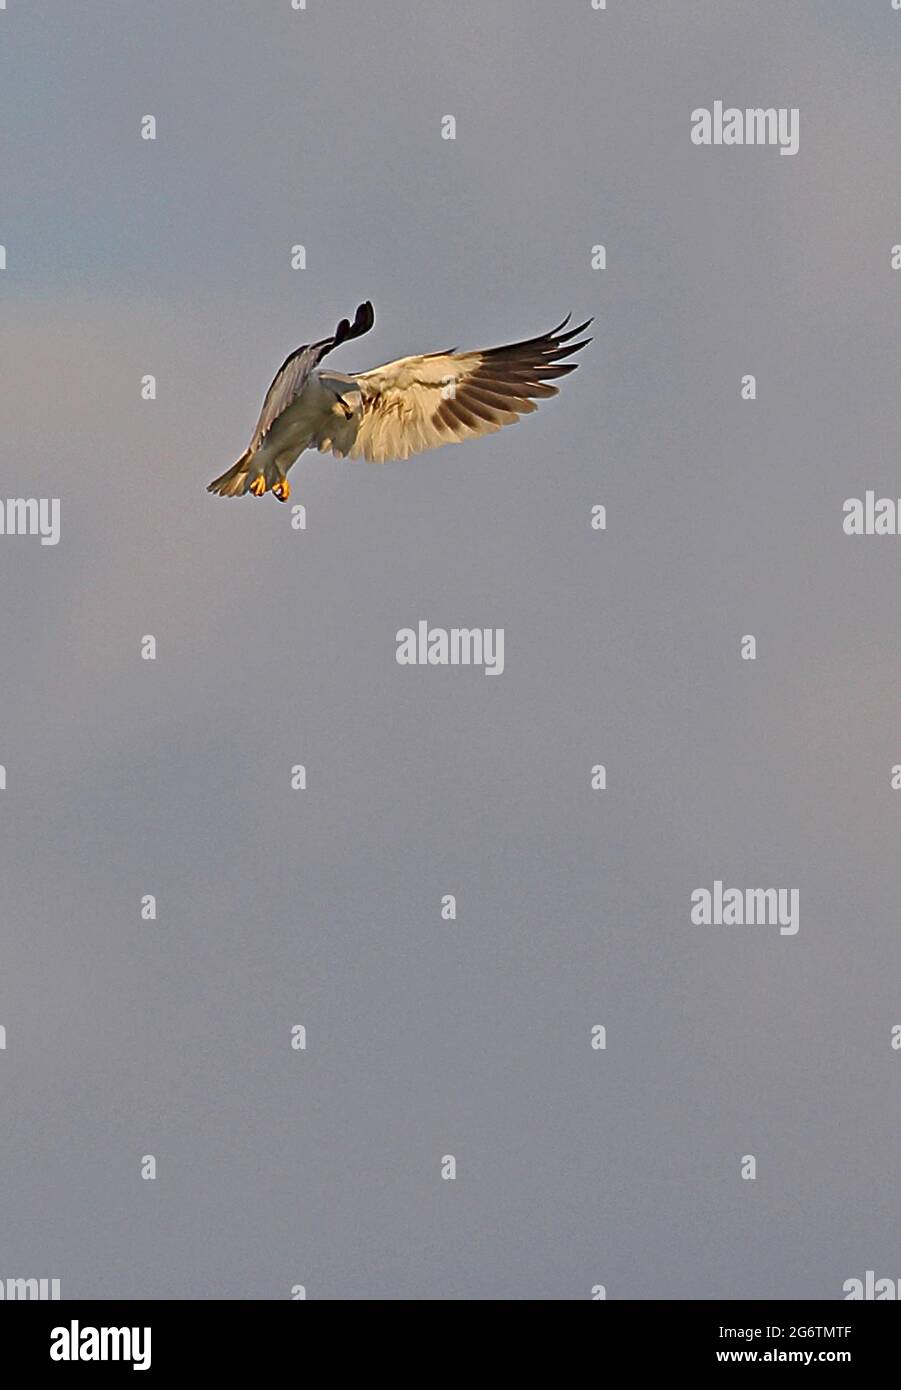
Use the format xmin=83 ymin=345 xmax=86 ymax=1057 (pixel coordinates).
xmin=207 ymin=449 xmax=253 ymax=497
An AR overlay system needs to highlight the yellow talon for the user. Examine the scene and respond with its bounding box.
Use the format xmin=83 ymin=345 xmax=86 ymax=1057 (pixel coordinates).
xmin=249 ymin=476 xmax=267 ymax=497
xmin=272 ymin=479 xmax=291 ymax=503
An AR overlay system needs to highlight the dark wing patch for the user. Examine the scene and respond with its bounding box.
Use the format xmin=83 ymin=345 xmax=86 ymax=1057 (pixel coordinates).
xmin=433 ymin=315 xmax=591 ymax=433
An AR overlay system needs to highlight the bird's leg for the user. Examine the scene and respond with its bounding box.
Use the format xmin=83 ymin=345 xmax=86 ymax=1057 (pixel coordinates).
xmin=249 ymin=475 xmax=267 ymax=497
xmin=270 ymin=457 xmax=291 ymax=503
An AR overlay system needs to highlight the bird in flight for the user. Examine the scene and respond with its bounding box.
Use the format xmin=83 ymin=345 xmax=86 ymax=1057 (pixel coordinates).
xmin=207 ymin=303 xmax=591 ymax=501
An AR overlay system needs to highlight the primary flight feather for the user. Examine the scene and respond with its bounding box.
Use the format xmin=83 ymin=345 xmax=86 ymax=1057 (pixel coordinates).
xmin=207 ymin=303 xmax=591 ymax=502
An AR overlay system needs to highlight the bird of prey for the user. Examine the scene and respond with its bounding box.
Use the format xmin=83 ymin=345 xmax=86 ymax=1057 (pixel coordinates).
xmin=207 ymin=302 xmax=591 ymax=501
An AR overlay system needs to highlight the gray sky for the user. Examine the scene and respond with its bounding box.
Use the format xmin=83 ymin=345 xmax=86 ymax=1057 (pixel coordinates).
xmin=1 ymin=0 xmax=900 ymax=1298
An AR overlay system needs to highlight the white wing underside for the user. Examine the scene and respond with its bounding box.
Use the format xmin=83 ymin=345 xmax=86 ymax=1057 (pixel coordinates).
xmin=312 ymin=317 xmax=592 ymax=464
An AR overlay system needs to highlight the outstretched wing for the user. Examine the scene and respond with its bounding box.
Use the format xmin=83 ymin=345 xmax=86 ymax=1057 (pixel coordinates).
xmin=326 ymin=315 xmax=591 ymax=464
xmin=249 ymin=301 xmax=374 ymax=449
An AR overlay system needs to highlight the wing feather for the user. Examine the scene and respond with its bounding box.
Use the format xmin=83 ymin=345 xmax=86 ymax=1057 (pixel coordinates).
xmin=328 ymin=315 xmax=591 ymax=463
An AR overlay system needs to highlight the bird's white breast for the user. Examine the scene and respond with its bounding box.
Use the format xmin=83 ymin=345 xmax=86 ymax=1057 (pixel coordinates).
xmin=257 ymin=373 xmax=341 ymax=463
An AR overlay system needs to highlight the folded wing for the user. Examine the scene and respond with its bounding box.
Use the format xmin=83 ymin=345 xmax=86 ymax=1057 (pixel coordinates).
xmin=323 ymin=315 xmax=591 ymax=463
xmin=249 ymin=301 xmax=375 ymax=450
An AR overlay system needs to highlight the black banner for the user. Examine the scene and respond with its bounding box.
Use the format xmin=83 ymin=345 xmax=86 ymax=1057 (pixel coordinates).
xmin=0 ymin=1299 xmax=897 ymax=1374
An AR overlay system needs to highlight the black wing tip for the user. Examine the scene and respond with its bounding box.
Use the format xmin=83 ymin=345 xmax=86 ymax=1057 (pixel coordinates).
xmin=333 ymin=300 xmax=375 ymax=348
xmin=355 ymin=300 xmax=374 ymax=330
xmin=482 ymin=312 xmax=594 ymax=360
xmin=559 ymin=336 xmax=592 ymax=356
xmin=553 ymin=314 xmax=593 ymax=342
xmin=545 ymin=315 xmax=592 ymax=361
